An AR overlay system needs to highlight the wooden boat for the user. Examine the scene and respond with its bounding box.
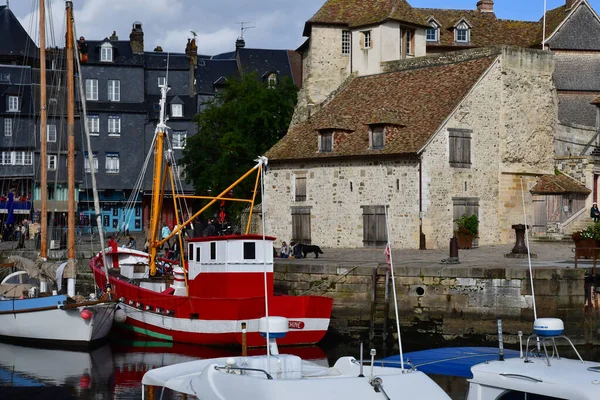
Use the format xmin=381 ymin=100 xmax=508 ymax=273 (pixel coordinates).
xmin=0 ymin=1 xmax=115 ymax=346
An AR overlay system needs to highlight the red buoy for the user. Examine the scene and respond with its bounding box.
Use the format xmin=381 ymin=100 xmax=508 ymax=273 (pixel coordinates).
xmin=80 ymin=309 xmax=93 ymax=320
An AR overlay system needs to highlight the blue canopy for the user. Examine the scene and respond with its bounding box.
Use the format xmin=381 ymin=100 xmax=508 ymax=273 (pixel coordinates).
xmin=5 ymin=192 xmax=14 ymax=226
xmin=377 ymin=346 xmax=521 ymax=378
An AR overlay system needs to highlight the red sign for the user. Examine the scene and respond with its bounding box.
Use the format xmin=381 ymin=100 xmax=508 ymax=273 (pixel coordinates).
xmin=288 ymin=320 xmax=305 ymax=329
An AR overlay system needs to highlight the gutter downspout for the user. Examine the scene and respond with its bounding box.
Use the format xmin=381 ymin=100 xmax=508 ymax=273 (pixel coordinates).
xmin=419 ymin=155 xmax=426 ymax=250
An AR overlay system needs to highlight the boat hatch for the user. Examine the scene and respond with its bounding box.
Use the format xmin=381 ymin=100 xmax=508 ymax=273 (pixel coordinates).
xmin=587 ymin=366 xmax=600 ymax=373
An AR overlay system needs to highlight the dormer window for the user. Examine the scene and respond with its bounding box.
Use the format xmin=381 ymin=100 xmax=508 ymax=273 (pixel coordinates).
xmin=370 ymin=125 xmax=385 ymax=149
xmin=267 ymin=73 xmax=277 ymax=89
xmin=171 ymin=104 xmax=183 ymax=117
xmin=100 ymin=44 xmax=113 ymax=62
xmin=318 ymin=130 xmax=333 ymax=152
xmin=455 ymin=22 xmax=470 ymax=43
xmin=426 ymin=21 xmax=440 ymax=42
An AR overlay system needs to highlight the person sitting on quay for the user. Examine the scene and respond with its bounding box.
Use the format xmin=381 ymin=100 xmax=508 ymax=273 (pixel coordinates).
xmin=280 ymin=241 xmax=290 ymax=258
xmin=592 ymin=202 xmax=600 ymax=223
xmin=124 ymin=236 xmax=136 ymax=249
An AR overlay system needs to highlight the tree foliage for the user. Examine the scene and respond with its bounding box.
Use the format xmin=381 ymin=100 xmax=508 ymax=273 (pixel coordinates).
xmin=181 ymin=73 xmax=298 ymax=215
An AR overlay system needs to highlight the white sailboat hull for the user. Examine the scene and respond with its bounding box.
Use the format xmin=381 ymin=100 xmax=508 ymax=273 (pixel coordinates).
xmin=0 ymin=295 xmax=115 ymax=345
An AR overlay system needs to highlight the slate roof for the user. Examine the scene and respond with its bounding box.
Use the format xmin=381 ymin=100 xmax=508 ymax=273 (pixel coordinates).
xmin=145 ymin=52 xmax=189 ymax=70
xmin=558 ymin=94 xmax=598 ymax=127
xmin=145 ymin=94 xmax=196 ymax=120
xmin=0 ymin=6 xmax=38 ymax=59
xmin=237 ymin=48 xmax=295 ymax=82
xmin=266 ymin=54 xmax=496 ymax=161
xmin=530 ymin=173 xmax=591 ymax=195
xmin=554 ymin=53 xmax=600 ymax=91
xmin=417 ymin=8 xmax=540 ymax=49
xmin=80 ymin=40 xmax=144 ymax=66
xmin=195 ymin=59 xmax=238 ymax=95
xmin=304 ymin=0 xmax=429 ymax=35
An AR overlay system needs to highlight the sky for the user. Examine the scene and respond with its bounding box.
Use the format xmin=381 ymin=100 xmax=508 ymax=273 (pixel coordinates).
xmin=6 ymin=0 xmax=600 ymax=56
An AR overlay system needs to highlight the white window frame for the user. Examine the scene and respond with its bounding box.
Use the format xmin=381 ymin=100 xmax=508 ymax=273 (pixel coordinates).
xmin=108 ymin=115 xmax=121 ymax=135
xmin=7 ymin=96 xmax=19 ymax=112
xmin=4 ymin=119 xmax=12 ymax=136
xmin=47 ymin=124 xmax=57 ymax=142
xmin=171 ymin=104 xmax=183 ymax=117
xmin=267 ymin=73 xmax=277 ymax=89
xmin=363 ymin=31 xmax=371 ymax=49
xmin=426 ymin=22 xmax=439 ymax=42
xmin=100 ymin=45 xmax=113 ymax=62
xmin=47 ymin=155 xmax=57 ymax=171
xmin=84 ymin=152 xmax=98 ymax=173
xmin=172 ymin=130 xmax=187 ymax=149
xmin=455 ymin=22 xmax=470 ymax=43
xmin=87 ymin=115 xmax=99 ymax=135
xmin=342 ymin=30 xmax=351 ymax=55
xmin=158 ymin=76 xmax=166 ymax=87
xmin=108 ymin=80 xmax=120 ymax=102
xmin=14 ymin=151 xmax=23 ymax=165
xmin=85 ymin=79 xmax=98 ymax=101
xmin=105 ymin=153 xmax=120 ymax=173
xmin=318 ymin=130 xmax=333 ymax=153
xmin=405 ymin=30 xmax=414 ymax=55
xmin=1 ymin=151 xmax=11 ymax=164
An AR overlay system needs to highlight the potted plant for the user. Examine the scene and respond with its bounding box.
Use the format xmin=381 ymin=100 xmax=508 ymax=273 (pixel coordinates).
xmin=572 ymin=223 xmax=600 ymax=259
xmin=454 ymin=214 xmax=479 ymax=249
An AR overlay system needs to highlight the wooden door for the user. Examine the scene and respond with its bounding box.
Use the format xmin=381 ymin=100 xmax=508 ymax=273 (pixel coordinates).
xmin=362 ymin=205 xmax=387 ymax=247
xmin=531 ymin=195 xmax=547 ymax=234
xmin=291 ymin=206 xmax=311 ymax=244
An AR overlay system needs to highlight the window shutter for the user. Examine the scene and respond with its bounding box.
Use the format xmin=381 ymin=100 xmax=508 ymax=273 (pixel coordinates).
xmin=360 ymin=32 xmax=365 ymax=49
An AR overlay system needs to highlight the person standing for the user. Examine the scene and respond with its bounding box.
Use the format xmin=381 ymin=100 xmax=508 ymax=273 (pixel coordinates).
xmin=591 ymin=202 xmax=600 ymax=222
xmin=161 ymin=223 xmax=171 ymax=250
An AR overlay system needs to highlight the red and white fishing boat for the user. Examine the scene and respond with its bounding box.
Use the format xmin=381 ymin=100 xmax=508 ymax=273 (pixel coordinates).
xmin=89 ymin=83 xmax=332 ymax=347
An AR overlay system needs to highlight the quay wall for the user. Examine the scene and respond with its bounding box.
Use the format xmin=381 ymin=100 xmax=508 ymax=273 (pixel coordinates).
xmin=274 ymin=262 xmax=592 ymax=344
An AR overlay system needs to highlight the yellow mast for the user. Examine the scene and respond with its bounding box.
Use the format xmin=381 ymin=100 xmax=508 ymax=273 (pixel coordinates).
xmin=65 ymin=1 xmax=76 ymax=290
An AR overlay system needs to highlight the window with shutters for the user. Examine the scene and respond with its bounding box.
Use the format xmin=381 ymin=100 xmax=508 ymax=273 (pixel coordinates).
xmin=319 ymin=130 xmax=333 ymax=152
xmin=294 ymin=173 xmax=307 ymax=202
xmin=362 ymin=205 xmax=387 ymax=247
xmin=448 ymin=128 xmax=471 ymax=168
xmin=362 ymin=31 xmax=371 ymax=49
xmin=452 ymin=197 xmax=479 ymax=246
xmin=291 ymin=206 xmax=311 ymax=245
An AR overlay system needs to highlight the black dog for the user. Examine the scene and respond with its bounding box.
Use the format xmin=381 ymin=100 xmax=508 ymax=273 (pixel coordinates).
xmin=298 ymin=244 xmax=324 ymax=258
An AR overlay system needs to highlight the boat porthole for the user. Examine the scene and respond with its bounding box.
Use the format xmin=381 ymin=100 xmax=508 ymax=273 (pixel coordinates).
xmin=416 ymin=287 xmax=425 ymax=296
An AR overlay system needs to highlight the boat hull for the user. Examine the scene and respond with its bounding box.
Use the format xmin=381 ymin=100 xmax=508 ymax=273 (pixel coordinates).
xmin=0 ymin=295 xmax=115 ymax=346
xmin=91 ymin=259 xmax=332 ymax=347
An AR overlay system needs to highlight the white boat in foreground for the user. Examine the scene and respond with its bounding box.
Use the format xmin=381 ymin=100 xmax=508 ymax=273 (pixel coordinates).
xmin=142 ymin=317 xmax=451 ymax=400
xmin=467 ymin=318 xmax=600 ymax=400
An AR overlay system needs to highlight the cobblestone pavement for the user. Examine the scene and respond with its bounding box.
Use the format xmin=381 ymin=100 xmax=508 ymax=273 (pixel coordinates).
xmin=0 ymin=234 xmax=584 ymax=270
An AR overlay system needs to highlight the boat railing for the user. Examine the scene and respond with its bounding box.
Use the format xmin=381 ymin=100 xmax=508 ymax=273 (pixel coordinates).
xmin=524 ymin=334 xmax=584 ymax=366
xmin=214 ymin=365 xmax=273 ymax=379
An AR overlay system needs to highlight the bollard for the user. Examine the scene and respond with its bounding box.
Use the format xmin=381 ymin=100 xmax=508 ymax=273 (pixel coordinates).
xmin=450 ymin=237 xmax=459 ymax=259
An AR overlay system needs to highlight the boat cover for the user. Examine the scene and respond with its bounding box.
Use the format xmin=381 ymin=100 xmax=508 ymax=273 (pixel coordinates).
xmin=377 ymin=346 xmax=520 ymax=378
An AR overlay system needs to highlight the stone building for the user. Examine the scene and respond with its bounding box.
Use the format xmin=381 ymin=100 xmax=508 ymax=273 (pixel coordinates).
xmin=265 ymin=47 xmax=556 ymax=249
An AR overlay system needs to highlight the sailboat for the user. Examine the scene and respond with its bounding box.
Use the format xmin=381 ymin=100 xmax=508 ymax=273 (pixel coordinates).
xmin=141 ymin=199 xmax=451 ymax=399
xmin=0 ymin=0 xmax=115 ymax=345
xmin=89 ymin=73 xmax=333 ymax=346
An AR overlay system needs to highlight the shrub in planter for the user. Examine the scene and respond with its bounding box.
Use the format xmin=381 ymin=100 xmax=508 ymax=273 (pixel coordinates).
xmin=454 ymin=214 xmax=479 ymax=249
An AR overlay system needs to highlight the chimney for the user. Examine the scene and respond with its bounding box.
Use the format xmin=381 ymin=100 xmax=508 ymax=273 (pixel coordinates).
xmin=236 ymin=37 xmax=246 ymax=49
xmin=186 ymin=38 xmax=198 ymax=97
xmin=154 ymin=46 xmax=163 ymax=52
xmin=476 ymin=0 xmax=494 ymax=12
xmin=129 ymin=21 xmax=144 ymax=54
xmin=109 ymin=31 xmax=118 ymax=41
xmin=566 ymin=0 xmax=578 ymax=9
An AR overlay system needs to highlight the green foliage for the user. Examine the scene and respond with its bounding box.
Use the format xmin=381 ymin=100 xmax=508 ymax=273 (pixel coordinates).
xmin=573 ymin=222 xmax=600 ymax=241
xmin=455 ymin=214 xmax=479 ymax=238
xmin=181 ymin=73 xmax=298 ymax=216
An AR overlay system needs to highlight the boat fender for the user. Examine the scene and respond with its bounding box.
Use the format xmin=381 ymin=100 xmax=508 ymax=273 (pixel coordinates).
xmin=81 ymin=309 xmax=93 ymax=320
xmin=114 ymin=307 xmax=127 ymax=323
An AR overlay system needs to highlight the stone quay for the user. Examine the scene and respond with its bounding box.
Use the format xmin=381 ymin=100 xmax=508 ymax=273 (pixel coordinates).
xmin=275 ymin=241 xmax=597 ymax=345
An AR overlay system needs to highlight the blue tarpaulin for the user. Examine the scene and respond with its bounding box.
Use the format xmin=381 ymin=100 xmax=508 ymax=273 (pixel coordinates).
xmin=5 ymin=192 xmax=14 ymax=226
xmin=377 ymin=346 xmax=521 ymax=378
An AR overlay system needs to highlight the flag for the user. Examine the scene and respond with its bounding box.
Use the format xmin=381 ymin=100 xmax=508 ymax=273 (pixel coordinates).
xmin=384 ymin=243 xmax=391 ymax=268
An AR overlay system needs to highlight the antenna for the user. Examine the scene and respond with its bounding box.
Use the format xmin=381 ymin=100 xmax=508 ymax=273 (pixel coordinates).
xmin=236 ymin=22 xmax=255 ymax=39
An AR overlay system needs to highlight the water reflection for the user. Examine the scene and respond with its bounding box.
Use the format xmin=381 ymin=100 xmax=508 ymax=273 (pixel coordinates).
xmin=0 ymin=338 xmax=597 ymax=400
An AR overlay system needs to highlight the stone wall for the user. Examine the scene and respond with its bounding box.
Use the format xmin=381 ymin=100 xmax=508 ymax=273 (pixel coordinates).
xmin=275 ymin=263 xmax=589 ymax=344
xmin=555 ymin=122 xmax=596 ymax=156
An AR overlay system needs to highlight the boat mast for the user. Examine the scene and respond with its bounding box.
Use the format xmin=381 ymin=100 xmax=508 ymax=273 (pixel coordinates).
xmin=39 ymin=0 xmax=48 ymax=259
xmin=65 ymin=1 xmax=76 ymax=295
xmin=149 ymin=84 xmax=170 ymax=276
